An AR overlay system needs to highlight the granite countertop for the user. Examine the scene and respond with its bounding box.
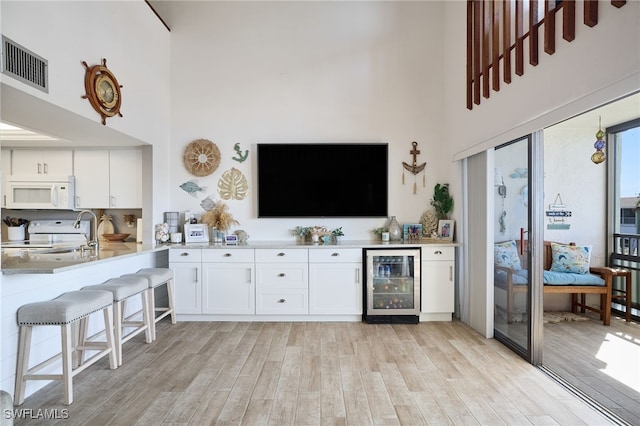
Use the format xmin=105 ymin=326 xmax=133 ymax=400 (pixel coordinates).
xmin=1 ymin=242 xmax=167 ymax=275
xmin=164 ymin=239 xmax=460 ymax=250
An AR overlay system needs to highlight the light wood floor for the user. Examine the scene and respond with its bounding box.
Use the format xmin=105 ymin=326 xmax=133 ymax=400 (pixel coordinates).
xmin=544 ymin=313 xmax=640 ymax=425
xmin=14 ymin=320 xmax=615 ymax=425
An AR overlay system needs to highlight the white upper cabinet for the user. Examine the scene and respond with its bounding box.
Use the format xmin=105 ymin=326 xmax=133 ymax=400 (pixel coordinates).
xmin=74 ymin=149 xmax=142 ymax=209
xmin=11 ymin=149 xmax=73 ymax=176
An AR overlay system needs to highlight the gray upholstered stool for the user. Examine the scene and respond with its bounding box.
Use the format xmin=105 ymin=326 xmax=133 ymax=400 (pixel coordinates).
xmin=14 ymin=290 xmax=117 ymax=406
xmin=122 ymin=268 xmax=176 ymax=341
xmin=82 ymin=276 xmax=152 ymax=366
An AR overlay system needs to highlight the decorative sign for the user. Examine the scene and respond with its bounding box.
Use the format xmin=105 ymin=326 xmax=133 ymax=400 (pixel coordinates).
xmin=546 ymin=211 xmax=572 ymax=217
xmin=547 ymin=193 xmax=571 ymax=230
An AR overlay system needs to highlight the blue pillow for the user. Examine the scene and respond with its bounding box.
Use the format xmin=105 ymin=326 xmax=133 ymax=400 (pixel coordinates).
xmin=494 ymin=240 xmax=522 ymax=270
xmin=550 ymin=243 xmax=592 ymax=275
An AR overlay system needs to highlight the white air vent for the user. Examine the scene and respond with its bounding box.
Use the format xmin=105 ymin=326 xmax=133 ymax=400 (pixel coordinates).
xmin=1 ymin=35 xmax=48 ymax=93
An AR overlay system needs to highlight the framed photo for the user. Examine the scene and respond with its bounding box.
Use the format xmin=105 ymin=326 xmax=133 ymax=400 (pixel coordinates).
xmin=437 ymin=220 xmax=454 ymax=241
xmin=184 ymin=223 xmax=209 ymax=243
xmin=403 ymin=223 xmax=423 ymax=241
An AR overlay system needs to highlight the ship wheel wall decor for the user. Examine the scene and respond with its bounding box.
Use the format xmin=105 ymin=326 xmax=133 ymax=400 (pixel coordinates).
xmin=82 ymin=58 xmax=123 ymax=125
xmin=183 ymin=139 xmax=221 ymax=177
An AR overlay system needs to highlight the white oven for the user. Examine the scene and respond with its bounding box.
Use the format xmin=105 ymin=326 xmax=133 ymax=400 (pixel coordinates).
xmin=5 ymin=176 xmax=75 ymax=210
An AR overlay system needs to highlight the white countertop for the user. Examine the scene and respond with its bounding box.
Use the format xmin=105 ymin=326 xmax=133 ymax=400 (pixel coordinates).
xmin=166 ymin=239 xmax=460 ymax=249
xmin=1 ymin=242 xmax=167 ymax=275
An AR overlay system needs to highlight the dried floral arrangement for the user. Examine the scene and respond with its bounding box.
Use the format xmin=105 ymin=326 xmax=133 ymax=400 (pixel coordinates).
xmin=201 ymin=202 xmax=239 ymax=231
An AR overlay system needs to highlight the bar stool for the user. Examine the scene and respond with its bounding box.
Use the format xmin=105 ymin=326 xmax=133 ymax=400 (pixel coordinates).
xmin=122 ymin=268 xmax=175 ymax=341
xmin=14 ymin=290 xmax=117 ymax=406
xmin=82 ymin=276 xmax=152 ymax=366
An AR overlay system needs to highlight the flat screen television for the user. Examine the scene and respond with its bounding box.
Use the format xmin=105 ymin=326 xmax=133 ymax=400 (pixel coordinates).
xmin=257 ymin=143 xmax=388 ymax=218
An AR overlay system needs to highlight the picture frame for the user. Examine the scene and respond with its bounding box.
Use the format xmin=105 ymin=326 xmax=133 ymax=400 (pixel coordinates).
xmin=225 ymin=234 xmax=239 ymax=245
xmin=437 ymin=220 xmax=454 ymax=241
xmin=184 ymin=223 xmax=209 ymax=243
xmin=403 ymin=223 xmax=423 ymax=241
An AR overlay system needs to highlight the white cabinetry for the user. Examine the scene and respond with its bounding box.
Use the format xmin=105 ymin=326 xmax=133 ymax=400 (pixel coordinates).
xmin=420 ymin=246 xmax=455 ymax=321
xmin=1 ymin=149 xmax=10 ymax=207
xmin=73 ymin=149 xmax=142 ymax=208
xmin=169 ymin=249 xmax=202 ymax=314
xmin=11 ymin=149 xmax=72 ymax=176
xmin=309 ymin=248 xmax=362 ymax=315
xmin=256 ymin=249 xmax=309 ymax=315
xmin=202 ymin=248 xmax=255 ymax=314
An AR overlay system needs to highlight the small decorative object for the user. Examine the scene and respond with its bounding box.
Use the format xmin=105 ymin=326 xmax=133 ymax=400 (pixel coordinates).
xmin=321 ymin=235 xmax=332 ymax=244
xmin=510 ymin=168 xmax=527 ymax=179
xmin=331 ymin=227 xmax=344 ymax=242
xmin=310 ymin=226 xmax=331 ymax=243
xmin=183 ymin=139 xmax=221 ymax=177
xmin=401 ymin=141 xmax=426 ymax=195
xmin=420 ymin=210 xmax=438 ymax=237
xmin=123 ymin=214 xmax=136 ymax=228
xmin=225 ymin=234 xmax=239 ymax=245
xmin=200 ymin=196 xmax=217 ymax=211
xmin=201 ymin=201 xmax=239 ymax=232
xmin=403 ymin=224 xmax=423 ymax=241
xmin=372 ymin=227 xmax=386 ymax=240
xmin=591 ymin=116 xmax=606 ymax=164
xmin=183 ymin=223 xmax=208 ymax=243
xmin=102 ymin=233 xmax=130 ymax=242
xmin=155 ymin=223 xmax=170 ymax=243
xmin=180 ymin=179 xmax=207 ymax=198
xmin=431 ymin=183 xmax=453 ymax=220
xmin=381 ymin=231 xmax=390 ymax=242
xmin=232 ymin=143 xmax=249 ymax=163
xmin=292 ymin=226 xmax=312 ymax=241
xmin=386 ymin=216 xmax=402 ymax=241
xmin=81 ymin=58 xmax=123 ymax=125
xmin=97 ymin=214 xmax=114 ymax=242
xmin=546 ymin=193 xmax=571 ymax=230
xmin=218 ymin=167 xmax=248 ymax=200
xmin=234 ymin=229 xmax=250 ymax=243
xmin=437 ymin=220 xmax=454 ymax=241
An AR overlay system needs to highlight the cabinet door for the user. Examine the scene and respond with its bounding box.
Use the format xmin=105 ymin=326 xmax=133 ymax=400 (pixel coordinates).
xmin=309 ymin=263 xmax=362 ymax=314
xmin=109 ymin=150 xmax=142 ymax=208
xmin=421 ymin=260 xmax=455 ymax=313
xmin=170 ymin=262 xmax=201 ymax=314
xmin=73 ymin=150 xmax=110 ymax=208
xmin=202 ymin=263 xmax=255 ymax=314
xmin=12 ymin=150 xmax=72 ymax=175
xmin=1 ymin=149 xmax=10 ymax=207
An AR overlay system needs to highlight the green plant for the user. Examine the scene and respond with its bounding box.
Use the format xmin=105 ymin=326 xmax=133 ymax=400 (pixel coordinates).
xmin=331 ymin=227 xmax=344 ymax=237
xmin=372 ymin=227 xmax=386 ymax=236
xmin=291 ymin=226 xmax=312 ymax=238
xmin=431 ymin=183 xmax=453 ymax=219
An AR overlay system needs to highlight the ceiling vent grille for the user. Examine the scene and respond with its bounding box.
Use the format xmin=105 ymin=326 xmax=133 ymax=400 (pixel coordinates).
xmin=1 ymin=35 xmax=48 ymax=93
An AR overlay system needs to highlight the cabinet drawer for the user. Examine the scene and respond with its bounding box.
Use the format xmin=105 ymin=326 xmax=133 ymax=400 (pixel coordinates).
xmin=421 ymin=246 xmax=455 ymax=261
xmin=202 ymin=248 xmax=254 ymax=263
xmin=169 ymin=248 xmax=202 ymax=263
xmin=256 ymin=290 xmax=308 ymax=315
xmin=257 ymin=264 xmax=308 ymax=288
xmin=255 ymin=248 xmax=308 ymax=263
xmin=309 ymin=248 xmax=362 ymax=263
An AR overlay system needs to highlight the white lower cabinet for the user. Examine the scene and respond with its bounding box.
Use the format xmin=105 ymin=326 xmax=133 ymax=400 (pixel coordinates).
xmin=169 ymin=249 xmax=202 ymax=314
xmin=421 ymin=246 xmax=455 ymax=320
xmin=202 ymin=249 xmax=255 ymax=314
xmin=256 ymin=249 xmax=309 ymax=315
xmin=309 ymin=248 xmax=362 ymax=315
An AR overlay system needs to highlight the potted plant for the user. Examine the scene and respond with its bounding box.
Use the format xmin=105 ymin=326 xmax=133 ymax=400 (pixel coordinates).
xmin=291 ymin=226 xmax=312 ymax=242
xmin=431 ymin=183 xmax=453 ymax=220
xmin=201 ymin=202 xmax=239 ymax=242
xmin=332 ymin=227 xmax=344 ymax=242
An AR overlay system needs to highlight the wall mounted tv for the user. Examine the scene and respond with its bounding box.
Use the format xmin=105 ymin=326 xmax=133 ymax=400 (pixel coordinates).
xmin=257 ymin=143 xmax=388 ymax=218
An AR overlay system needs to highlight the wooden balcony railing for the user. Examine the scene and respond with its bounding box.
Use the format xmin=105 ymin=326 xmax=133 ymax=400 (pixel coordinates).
xmin=466 ymin=0 xmax=627 ymax=110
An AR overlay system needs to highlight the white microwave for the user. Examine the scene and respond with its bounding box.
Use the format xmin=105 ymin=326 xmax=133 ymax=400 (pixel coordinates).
xmin=5 ymin=176 xmax=76 ymax=210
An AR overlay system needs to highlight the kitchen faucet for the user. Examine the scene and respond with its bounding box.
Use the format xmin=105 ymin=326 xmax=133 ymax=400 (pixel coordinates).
xmin=74 ymin=210 xmax=99 ymax=253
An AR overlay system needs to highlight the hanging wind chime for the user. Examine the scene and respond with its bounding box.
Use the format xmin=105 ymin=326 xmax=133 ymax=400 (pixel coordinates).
xmin=402 ymin=141 xmax=426 ymax=195
xmin=591 ymin=116 xmax=606 ymax=164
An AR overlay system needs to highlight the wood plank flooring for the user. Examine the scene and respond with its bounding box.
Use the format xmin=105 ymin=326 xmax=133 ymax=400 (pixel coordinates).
xmin=13 ymin=320 xmax=615 ymax=425
xmin=544 ymin=313 xmax=640 ymax=425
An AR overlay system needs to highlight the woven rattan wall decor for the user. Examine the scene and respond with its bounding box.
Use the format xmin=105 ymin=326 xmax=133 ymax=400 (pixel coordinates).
xmin=183 ymin=139 xmax=221 ymax=177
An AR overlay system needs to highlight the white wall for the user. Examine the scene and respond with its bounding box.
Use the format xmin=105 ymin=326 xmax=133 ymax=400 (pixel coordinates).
xmin=0 ymin=0 xmax=172 ymax=239
xmin=166 ymin=1 xmax=452 ymax=240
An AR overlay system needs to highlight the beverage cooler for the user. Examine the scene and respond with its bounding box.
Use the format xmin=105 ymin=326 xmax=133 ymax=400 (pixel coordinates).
xmin=363 ymin=247 xmax=421 ymax=324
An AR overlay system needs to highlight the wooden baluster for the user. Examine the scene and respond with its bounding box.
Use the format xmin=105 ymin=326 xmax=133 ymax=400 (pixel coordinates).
xmin=492 ymin=0 xmax=501 ymax=91
xmin=515 ymin=0 xmax=524 ymax=76
xmin=530 ymin=0 xmax=539 ymax=66
xmin=544 ymin=0 xmax=556 ymax=54
xmin=503 ymin=0 xmax=512 ymax=84
xmin=467 ymin=0 xmax=474 ymax=109
xmin=563 ymin=0 xmax=576 ymax=42
xmin=474 ymin=0 xmax=482 ymax=105
xmin=483 ymin=0 xmax=491 ymax=98
xmin=584 ymin=0 xmax=598 ymax=27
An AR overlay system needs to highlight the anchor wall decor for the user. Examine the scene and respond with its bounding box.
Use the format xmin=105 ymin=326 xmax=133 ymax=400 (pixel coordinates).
xmin=402 ymin=141 xmax=426 ymax=195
